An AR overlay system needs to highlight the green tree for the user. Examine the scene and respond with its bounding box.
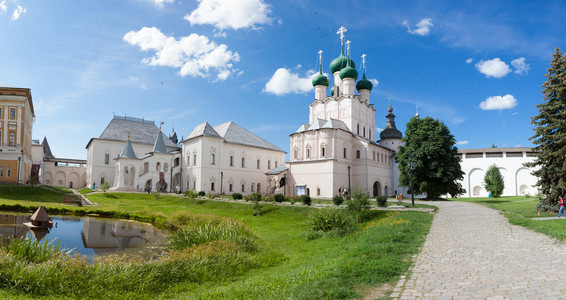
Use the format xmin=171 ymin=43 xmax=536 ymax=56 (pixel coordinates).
xmin=346 ymin=188 xmax=370 ymax=222
xmin=527 ymin=48 xmax=566 ymax=210
xmin=484 ymin=164 xmax=504 ymax=197
xmin=398 ymin=116 xmax=465 ymax=199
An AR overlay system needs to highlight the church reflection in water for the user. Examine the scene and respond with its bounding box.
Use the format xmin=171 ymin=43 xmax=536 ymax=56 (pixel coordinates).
xmin=0 ymin=213 xmax=168 ymax=259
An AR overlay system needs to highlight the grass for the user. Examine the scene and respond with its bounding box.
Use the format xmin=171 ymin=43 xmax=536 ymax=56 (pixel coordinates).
xmin=450 ymin=196 xmax=566 ymax=240
xmin=0 ymin=185 xmax=434 ymax=299
xmin=0 ymin=185 xmax=67 ymax=204
xmin=77 ymin=188 xmax=94 ymax=194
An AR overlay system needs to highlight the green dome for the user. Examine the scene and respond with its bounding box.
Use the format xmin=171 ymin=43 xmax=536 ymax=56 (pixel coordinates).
xmin=312 ymin=72 xmax=329 ymax=87
xmin=339 ymin=64 xmax=358 ymax=80
xmin=330 ymin=86 xmax=334 ymax=96
xmin=330 ymin=52 xmax=356 ymax=74
xmin=356 ymin=73 xmax=373 ymax=91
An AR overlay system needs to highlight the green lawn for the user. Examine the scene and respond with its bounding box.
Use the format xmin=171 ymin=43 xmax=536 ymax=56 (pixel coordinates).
xmin=0 ymin=186 xmax=434 ymax=299
xmin=450 ymin=196 xmax=566 ymax=240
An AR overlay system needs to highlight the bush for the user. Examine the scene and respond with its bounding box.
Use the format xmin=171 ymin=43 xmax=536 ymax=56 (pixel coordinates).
xmin=300 ymin=195 xmax=311 ymax=206
xmin=332 ymin=195 xmax=344 ymax=206
xmin=264 ymin=195 xmax=274 ymax=202
xmin=249 ymin=193 xmax=264 ymax=216
xmin=232 ymin=193 xmax=243 ymax=200
xmin=376 ymin=196 xmax=388 ymax=207
xmin=274 ymin=194 xmax=285 ymax=203
xmin=346 ymin=188 xmax=371 ymax=222
xmin=250 ymin=192 xmax=262 ymax=202
xmin=306 ymin=209 xmax=356 ymax=240
xmin=198 ymin=191 xmax=206 ymax=197
xmin=185 ymin=190 xmax=197 ymax=200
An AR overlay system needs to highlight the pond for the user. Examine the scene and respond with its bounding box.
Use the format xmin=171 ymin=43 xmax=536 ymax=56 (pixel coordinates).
xmin=0 ymin=212 xmax=169 ymax=262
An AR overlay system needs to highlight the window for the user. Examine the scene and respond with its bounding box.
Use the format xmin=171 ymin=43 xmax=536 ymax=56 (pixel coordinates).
xmin=317 ymin=188 xmax=321 ymax=196
xmin=164 ymin=163 xmax=168 ymax=172
xmin=104 ymin=153 xmax=110 ymax=165
xmin=306 ymin=148 xmax=310 ymax=158
xmin=357 ymin=124 xmax=359 ymax=135
xmin=294 ymin=150 xmax=298 ymax=159
xmin=6 ymin=168 xmax=11 ymax=178
xmin=193 ymin=154 xmax=197 ymax=165
xmin=257 ymin=159 xmax=260 ymax=169
xmin=156 ymin=162 xmax=161 ymax=171
xmin=9 ymin=107 xmax=16 ymax=119
xmin=241 ymin=157 xmax=245 ymax=168
xmin=100 ymin=177 xmax=105 ymax=185
xmin=356 ymin=150 xmax=361 ymax=159
xmin=211 ymin=154 xmax=215 ymax=165
xmin=242 ymin=184 xmax=245 ymax=192
xmin=321 ymin=146 xmax=326 ymax=157
xmin=373 ymin=151 xmax=376 ymax=160
xmin=369 ymin=129 xmax=372 ymax=140
xmin=230 ymin=156 xmax=233 ymax=166
xmin=343 ymin=148 xmax=347 ymax=159
xmin=381 ymin=154 xmax=384 ymax=162
xmin=363 ymin=127 xmax=366 ymax=137
xmin=211 ymin=182 xmax=215 ymax=191
xmin=268 ymin=160 xmax=271 ymax=169
xmin=229 ymin=184 xmax=233 ymax=192
xmin=275 ymin=161 xmax=278 ymax=168
xmin=0 ymin=107 xmax=2 ymax=118
xmin=187 ymin=155 xmax=191 ymax=166
xmin=174 ymin=158 xmax=180 ymax=167
xmin=0 ymin=167 xmax=3 ymax=177
xmin=0 ymin=130 xmax=2 ymax=146
xmin=9 ymin=131 xmax=15 ymax=146
xmin=193 ymin=180 xmax=196 ymax=189
xmin=251 ymin=183 xmax=255 ymax=192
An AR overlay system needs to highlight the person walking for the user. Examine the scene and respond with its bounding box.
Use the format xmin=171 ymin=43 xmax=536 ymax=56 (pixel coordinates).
xmin=558 ymin=195 xmax=565 ymax=219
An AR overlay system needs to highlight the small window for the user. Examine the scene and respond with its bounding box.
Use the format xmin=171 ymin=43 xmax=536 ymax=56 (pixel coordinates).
xmin=187 ymin=155 xmax=191 ymax=166
xmin=369 ymin=129 xmax=372 ymax=140
xmin=242 ymin=157 xmax=245 ymax=168
xmin=0 ymin=167 xmax=3 ymax=177
xmin=164 ymin=163 xmax=168 ymax=172
xmin=317 ymin=188 xmax=320 ymax=196
xmin=251 ymin=183 xmax=255 ymax=192
xmin=211 ymin=154 xmax=215 ymax=165
xmin=174 ymin=157 xmax=180 ymax=167
xmin=343 ymin=148 xmax=347 ymax=159
xmin=211 ymin=182 xmax=215 ymax=191
xmin=357 ymin=124 xmax=359 ymax=135
xmin=6 ymin=168 xmax=11 ymax=178
xmin=100 ymin=177 xmax=105 ymax=185
xmin=257 ymin=159 xmax=260 ymax=169
xmin=275 ymin=161 xmax=278 ymax=167
xmin=306 ymin=148 xmax=311 ymax=159
xmin=294 ymin=150 xmax=298 ymax=159
xmin=156 ymin=162 xmax=161 ymax=171
xmin=363 ymin=127 xmax=366 ymax=137
xmin=373 ymin=151 xmax=376 ymax=160
xmin=0 ymin=130 xmax=2 ymax=146
xmin=268 ymin=160 xmax=271 ymax=169
xmin=356 ymin=150 xmax=361 ymax=159
xmin=104 ymin=153 xmax=110 ymax=165
xmin=9 ymin=131 xmax=15 ymax=146
xmin=230 ymin=156 xmax=234 ymax=166
xmin=193 ymin=180 xmax=196 ymax=189
xmin=229 ymin=183 xmax=233 ymax=192
xmin=9 ymin=107 xmax=16 ymax=119
xmin=0 ymin=107 xmax=2 ymax=118
xmin=193 ymin=154 xmax=197 ymax=165
xmin=242 ymin=184 xmax=245 ymax=192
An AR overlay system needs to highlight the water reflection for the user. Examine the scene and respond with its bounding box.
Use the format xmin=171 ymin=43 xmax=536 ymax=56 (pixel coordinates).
xmin=0 ymin=212 xmax=168 ymax=262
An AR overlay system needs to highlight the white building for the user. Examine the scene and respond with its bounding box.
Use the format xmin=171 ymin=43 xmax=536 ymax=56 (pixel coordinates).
xmin=457 ymin=147 xmax=538 ymax=197
xmin=31 ymin=137 xmax=87 ymax=188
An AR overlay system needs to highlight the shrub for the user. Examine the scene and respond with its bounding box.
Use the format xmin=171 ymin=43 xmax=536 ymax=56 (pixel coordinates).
xmin=264 ymin=195 xmax=274 ymax=202
xmin=249 ymin=193 xmax=264 ymax=216
xmin=306 ymin=209 xmax=356 ymax=240
xmin=274 ymin=194 xmax=285 ymax=203
xmin=300 ymin=195 xmax=311 ymax=206
xmin=198 ymin=191 xmax=206 ymax=197
xmin=346 ymin=188 xmax=371 ymax=222
xmin=250 ymin=192 xmax=262 ymax=202
xmin=232 ymin=193 xmax=243 ymax=200
xmin=332 ymin=195 xmax=344 ymax=206
xmin=376 ymin=196 xmax=388 ymax=207
xmin=185 ymin=190 xmax=197 ymax=200
xmin=101 ymin=181 xmax=110 ymax=192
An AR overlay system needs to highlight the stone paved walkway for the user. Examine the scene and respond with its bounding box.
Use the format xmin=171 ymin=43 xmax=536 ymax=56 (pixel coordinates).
xmin=392 ymin=200 xmax=566 ymax=299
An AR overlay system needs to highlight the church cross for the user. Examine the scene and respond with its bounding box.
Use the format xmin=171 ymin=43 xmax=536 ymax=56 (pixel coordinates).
xmin=361 ymin=54 xmax=367 ymax=70
xmin=159 ymin=121 xmax=164 ymax=130
xmin=336 ymin=26 xmax=347 ymax=45
xmin=346 ymin=40 xmax=351 ymax=57
xmin=318 ymin=50 xmax=323 ymax=68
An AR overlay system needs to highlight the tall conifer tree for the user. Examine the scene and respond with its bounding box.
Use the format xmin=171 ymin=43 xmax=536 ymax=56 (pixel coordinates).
xmin=528 ymin=48 xmax=566 ymax=210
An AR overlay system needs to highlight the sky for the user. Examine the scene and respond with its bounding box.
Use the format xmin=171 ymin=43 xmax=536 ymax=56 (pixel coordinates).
xmin=1 ymin=0 xmax=565 ymax=160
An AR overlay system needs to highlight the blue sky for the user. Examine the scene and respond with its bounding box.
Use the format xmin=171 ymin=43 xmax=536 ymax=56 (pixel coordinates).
xmin=1 ymin=0 xmax=565 ymax=160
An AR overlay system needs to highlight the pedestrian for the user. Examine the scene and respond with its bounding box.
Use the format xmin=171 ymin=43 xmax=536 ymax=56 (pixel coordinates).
xmin=558 ymin=195 xmax=565 ymax=219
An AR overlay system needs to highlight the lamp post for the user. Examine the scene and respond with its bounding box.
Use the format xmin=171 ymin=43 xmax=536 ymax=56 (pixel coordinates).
xmin=347 ymin=165 xmax=351 ymax=200
xmin=220 ymin=171 xmax=224 ymax=195
xmin=408 ymin=154 xmax=415 ymax=207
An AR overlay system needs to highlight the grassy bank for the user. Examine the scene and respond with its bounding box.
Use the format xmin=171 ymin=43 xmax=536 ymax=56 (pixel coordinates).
xmin=450 ymin=196 xmax=566 ymax=240
xmin=0 ymin=186 xmax=434 ymax=299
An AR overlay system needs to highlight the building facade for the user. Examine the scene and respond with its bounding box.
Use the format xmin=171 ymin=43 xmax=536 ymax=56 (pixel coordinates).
xmin=0 ymin=87 xmax=34 ymax=184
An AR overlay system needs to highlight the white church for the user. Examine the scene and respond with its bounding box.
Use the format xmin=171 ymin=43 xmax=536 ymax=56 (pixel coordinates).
xmin=84 ymin=27 xmax=539 ymax=199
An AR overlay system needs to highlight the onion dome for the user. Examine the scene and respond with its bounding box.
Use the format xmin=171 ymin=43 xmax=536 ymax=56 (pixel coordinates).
xmin=330 ymin=86 xmax=334 ymax=96
xmin=339 ymin=63 xmax=358 ymax=80
xmin=356 ymin=72 xmax=373 ymax=91
xmin=380 ymin=103 xmax=403 ymax=140
xmin=312 ymin=71 xmax=329 ymax=87
xmin=330 ymin=52 xmax=357 ymax=74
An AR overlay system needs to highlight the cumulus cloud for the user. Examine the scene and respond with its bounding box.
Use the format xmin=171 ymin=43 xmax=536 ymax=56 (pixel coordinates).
xmin=151 ymin=0 xmax=174 ymax=7
xmin=123 ymin=27 xmax=239 ymax=80
xmin=0 ymin=1 xmax=7 ymax=13
xmin=11 ymin=5 xmax=25 ymax=20
xmin=185 ymin=0 xmax=272 ymax=31
xmin=466 ymin=58 xmax=473 ymax=64
xmin=369 ymin=78 xmax=379 ymax=87
xmin=402 ymin=18 xmax=434 ymax=36
xmin=456 ymin=140 xmax=469 ymax=145
xmin=475 ymin=58 xmax=510 ymax=78
xmin=511 ymin=57 xmax=529 ymax=75
xmin=263 ymin=68 xmax=318 ymax=96
xmin=480 ymin=94 xmax=518 ymax=110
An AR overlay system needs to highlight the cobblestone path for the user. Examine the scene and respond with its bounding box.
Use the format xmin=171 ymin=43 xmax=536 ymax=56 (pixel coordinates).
xmin=392 ymin=201 xmax=566 ymax=299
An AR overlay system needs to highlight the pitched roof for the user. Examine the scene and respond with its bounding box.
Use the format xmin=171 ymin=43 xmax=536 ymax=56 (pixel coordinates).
xmin=295 ymin=124 xmax=311 ymax=133
xmin=30 ymin=206 xmax=50 ymax=222
xmin=152 ymin=131 xmax=168 ymax=153
xmin=321 ymin=118 xmax=350 ymax=131
xmin=119 ymin=139 xmax=137 ymax=159
xmin=42 ymin=137 xmax=54 ymax=159
xmin=98 ymin=116 xmax=177 ymax=147
xmin=213 ymin=121 xmax=285 ymax=152
xmin=184 ymin=122 xmax=222 ymax=140
xmin=266 ymin=164 xmax=288 ymax=175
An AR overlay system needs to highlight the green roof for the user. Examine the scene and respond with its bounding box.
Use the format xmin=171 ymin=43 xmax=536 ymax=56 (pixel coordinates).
xmin=356 ymin=73 xmax=373 ymax=91
xmin=330 ymin=52 xmax=356 ymax=74
xmin=312 ymin=72 xmax=329 ymax=87
xmin=339 ymin=65 xmax=358 ymax=80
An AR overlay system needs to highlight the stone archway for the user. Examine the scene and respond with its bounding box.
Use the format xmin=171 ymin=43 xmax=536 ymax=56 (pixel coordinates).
xmin=373 ymin=181 xmax=381 ymax=197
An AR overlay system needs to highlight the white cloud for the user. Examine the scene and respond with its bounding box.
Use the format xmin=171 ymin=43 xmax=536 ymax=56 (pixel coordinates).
xmin=185 ymin=0 xmax=272 ymax=31
xmin=466 ymin=58 xmax=473 ymax=64
xmin=0 ymin=1 xmax=7 ymax=13
xmin=11 ymin=5 xmax=25 ymax=20
xmin=480 ymin=94 xmax=517 ymax=110
xmin=511 ymin=57 xmax=529 ymax=75
xmin=369 ymin=78 xmax=379 ymax=87
xmin=376 ymin=127 xmax=383 ymax=133
xmin=402 ymin=18 xmax=434 ymax=36
xmin=475 ymin=58 xmax=510 ymax=78
xmin=123 ymin=27 xmax=240 ymax=80
xmin=151 ymin=0 xmax=174 ymax=7
xmin=456 ymin=140 xmax=469 ymax=145
xmin=263 ymin=68 xmax=317 ymax=96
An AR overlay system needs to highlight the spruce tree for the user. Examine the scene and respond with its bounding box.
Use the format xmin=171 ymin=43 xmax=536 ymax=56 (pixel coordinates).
xmin=398 ymin=116 xmax=465 ymax=199
xmin=484 ymin=164 xmax=504 ymax=198
xmin=527 ymin=48 xmax=566 ymax=210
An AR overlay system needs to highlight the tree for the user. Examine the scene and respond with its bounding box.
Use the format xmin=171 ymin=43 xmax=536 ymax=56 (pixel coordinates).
xmin=484 ymin=164 xmax=504 ymax=197
xmin=527 ymin=48 xmax=566 ymax=210
xmin=346 ymin=188 xmax=370 ymax=222
xmin=398 ymin=116 xmax=465 ymax=199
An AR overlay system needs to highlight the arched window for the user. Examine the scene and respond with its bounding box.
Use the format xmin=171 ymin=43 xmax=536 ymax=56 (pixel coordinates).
xmin=306 ymin=148 xmax=311 ymax=159
xmin=187 ymin=155 xmax=191 ymax=166
xmin=242 ymin=184 xmax=245 ymax=192
xmin=268 ymin=160 xmax=271 ymax=169
xmin=0 ymin=167 xmax=3 ymax=177
xmin=211 ymin=154 xmax=215 ymax=165
xmin=104 ymin=153 xmax=110 ymax=165
xmin=251 ymin=183 xmax=255 ymax=192
xmin=230 ymin=155 xmax=234 ymax=166
xmin=6 ymin=168 xmax=11 ymax=178
xmin=357 ymin=124 xmax=360 ymax=135
xmin=164 ymin=163 xmax=168 ymax=172
xmin=369 ymin=129 xmax=372 ymax=140
xmin=156 ymin=162 xmax=161 ymax=171
xmin=257 ymin=159 xmax=260 ymax=169
xmin=242 ymin=157 xmax=245 ymax=168
xmin=343 ymin=148 xmax=347 ymax=159
xmin=363 ymin=127 xmax=366 ymax=137
xmin=275 ymin=161 xmax=278 ymax=167
xmin=193 ymin=154 xmax=197 ymax=165
xmin=211 ymin=182 xmax=215 ymax=191
xmin=373 ymin=151 xmax=376 ymax=160
xmin=229 ymin=183 xmax=233 ymax=192
xmin=321 ymin=145 xmax=326 ymax=157
xmin=294 ymin=149 xmax=298 ymax=159
xmin=356 ymin=150 xmax=361 ymax=159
